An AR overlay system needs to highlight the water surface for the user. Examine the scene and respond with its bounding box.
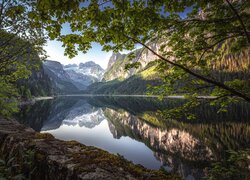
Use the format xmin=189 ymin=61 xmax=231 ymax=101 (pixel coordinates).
xmin=17 ymin=96 xmax=250 ymax=180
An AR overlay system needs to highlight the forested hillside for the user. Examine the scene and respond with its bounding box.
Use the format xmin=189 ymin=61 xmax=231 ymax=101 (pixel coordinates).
xmin=17 ymin=63 xmax=54 ymax=98
xmin=88 ymin=43 xmax=250 ymax=95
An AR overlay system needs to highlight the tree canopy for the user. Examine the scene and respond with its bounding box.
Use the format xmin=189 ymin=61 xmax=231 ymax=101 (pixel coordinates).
xmin=0 ymin=0 xmax=47 ymax=116
xmin=0 ymin=0 xmax=249 ymax=116
xmin=35 ymin=0 xmax=250 ymax=105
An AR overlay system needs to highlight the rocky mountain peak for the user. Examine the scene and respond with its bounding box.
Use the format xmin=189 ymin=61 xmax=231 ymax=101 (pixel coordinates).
xmin=71 ymin=61 xmax=104 ymax=81
xmin=107 ymin=52 xmax=126 ymax=70
xmin=103 ymin=42 xmax=162 ymax=81
xmin=79 ymin=61 xmax=103 ymax=70
xmin=43 ymin=59 xmax=105 ymax=93
xmin=64 ymin=64 xmax=78 ymax=68
xmin=44 ymin=60 xmax=64 ymax=70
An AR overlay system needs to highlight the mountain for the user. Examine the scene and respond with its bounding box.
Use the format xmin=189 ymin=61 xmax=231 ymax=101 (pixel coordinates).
xmin=87 ymin=44 xmax=163 ymax=95
xmin=43 ymin=60 xmax=105 ymax=94
xmin=86 ymin=42 xmax=163 ymax=95
xmin=63 ymin=61 xmax=104 ymax=88
xmin=43 ymin=60 xmax=79 ymax=94
xmin=78 ymin=61 xmax=104 ymax=80
xmin=17 ymin=62 xmax=54 ymax=98
xmin=103 ymin=43 xmax=160 ymax=81
xmin=88 ymin=41 xmax=250 ymax=95
xmin=87 ymin=63 xmax=162 ymax=95
xmin=64 ymin=64 xmax=78 ymax=68
xmin=64 ymin=69 xmax=96 ymax=90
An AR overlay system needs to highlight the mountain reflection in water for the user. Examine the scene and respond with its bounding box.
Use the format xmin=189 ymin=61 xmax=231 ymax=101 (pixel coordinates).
xmin=16 ymin=96 xmax=250 ymax=180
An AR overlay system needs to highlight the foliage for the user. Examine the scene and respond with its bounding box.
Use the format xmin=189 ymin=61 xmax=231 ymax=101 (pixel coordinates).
xmin=0 ymin=149 xmax=35 ymax=180
xmin=206 ymin=149 xmax=250 ymax=180
xmin=0 ymin=79 xmax=19 ymax=117
xmin=0 ymin=158 xmax=24 ymax=180
xmin=34 ymin=0 xmax=250 ymax=112
xmin=0 ymin=0 xmax=47 ymax=117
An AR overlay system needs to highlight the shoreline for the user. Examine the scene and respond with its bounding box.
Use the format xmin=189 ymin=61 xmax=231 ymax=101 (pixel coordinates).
xmin=19 ymin=94 xmax=217 ymax=106
xmin=57 ymin=94 xmax=217 ymax=99
xmin=19 ymin=96 xmax=55 ymax=106
xmin=34 ymin=96 xmax=55 ymax=101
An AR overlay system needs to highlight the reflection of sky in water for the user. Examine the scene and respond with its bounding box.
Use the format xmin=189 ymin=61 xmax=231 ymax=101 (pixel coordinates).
xmin=18 ymin=96 xmax=250 ymax=180
xmin=43 ymin=119 xmax=162 ymax=169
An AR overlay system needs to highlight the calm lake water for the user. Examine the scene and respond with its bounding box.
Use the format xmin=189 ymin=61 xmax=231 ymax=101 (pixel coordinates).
xmin=16 ymin=96 xmax=250 ymax=180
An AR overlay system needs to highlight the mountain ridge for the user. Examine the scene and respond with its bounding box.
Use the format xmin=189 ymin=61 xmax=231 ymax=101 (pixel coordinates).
xmin=43 ymin=60 xmax=105 ymax=94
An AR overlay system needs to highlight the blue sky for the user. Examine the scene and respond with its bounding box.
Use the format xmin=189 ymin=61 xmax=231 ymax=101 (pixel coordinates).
xmin=44 ymin=22 xmax=134 ymax=69
xmin=44 ymin=22 xmax=113 ymax=69
xmin=44 ymin=40 xmax=112 ymax=69
xmin=43 ymin=4 xmax=191 ymax=69
xmin=43 ymin=2 xmax=114 ymax=69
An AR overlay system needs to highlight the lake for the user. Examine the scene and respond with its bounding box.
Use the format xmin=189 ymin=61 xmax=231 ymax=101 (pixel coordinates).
xmin=16 ymin=96 xmax=250 ymax=180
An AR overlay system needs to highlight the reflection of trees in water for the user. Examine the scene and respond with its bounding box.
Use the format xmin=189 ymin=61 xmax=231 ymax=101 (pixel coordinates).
xmin=88 ymin=96 xmax=250 ymax=123
xmin=181 ymin=122 xmax=250 ymax=158
xmin=105 ymin=108 xmax=214 ymax=159
xmin=17 ymin=100 xmax=53 ymax=131
xmin=16 ymin=96 xmax=250 ymax=179
xmin=104 ymin=108 xmax=212 ymax=179
xmin=103 ymin=106 xmax=250 ymax=180
xmin=17 ymin=96 xmax=250 ymax=130
xmin=16 ymin=97 xmax=83 ymax=131
xmin=16 ymin=97 xmax=107 ymax=131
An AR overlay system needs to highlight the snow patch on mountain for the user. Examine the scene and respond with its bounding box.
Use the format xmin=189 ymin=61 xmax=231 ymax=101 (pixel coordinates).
xmin=63 ymin=109 xmax=106 ymax=128
xmin=43 ymin=60 xmax=105 ymax=92
xmin=64 ymin=61 xmax=104 ymax=81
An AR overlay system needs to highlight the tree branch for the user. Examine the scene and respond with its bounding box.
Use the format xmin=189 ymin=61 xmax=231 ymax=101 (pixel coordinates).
xmin=124 ymin=34 xmax=250 ymax=102
xmin=225 ymin=0 xmax=250 ymax=43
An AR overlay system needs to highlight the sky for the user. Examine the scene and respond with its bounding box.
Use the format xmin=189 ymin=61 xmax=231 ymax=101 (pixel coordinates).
xmin=44 ymin=40 xmax=112 ymax=69
xmin=43 ymin=22 xmax=135 ymax=69
xmin=43 ymin=2 xmax=115 ymax=69
xmin=43 ymin=20 xmax=116 ymax=69
xmin=43 ymin=5 xmax=191 ymax=70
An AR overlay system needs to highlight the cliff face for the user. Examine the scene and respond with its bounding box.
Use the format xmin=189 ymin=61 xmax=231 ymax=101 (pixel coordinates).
xmin=103 ymin=52 xmax=127 ymax=81
xmin=106 ymin=53 xmax=125 ymax=70
xmin=103 ymin=43 xmax=163 ymax=81
xmin=0 ymin=117 xmax=177 ymax=180
xmin=43 ymin=60 xmax=79 ymax=93
xmin=103 ymin=40 xmax=250 ymax=82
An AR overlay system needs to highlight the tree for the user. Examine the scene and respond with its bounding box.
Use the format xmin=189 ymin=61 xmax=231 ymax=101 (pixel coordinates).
xmin=0 ymin=0 xmax=47 ymax=116
xmin=36 ymin=0 xmax=250 ymax=105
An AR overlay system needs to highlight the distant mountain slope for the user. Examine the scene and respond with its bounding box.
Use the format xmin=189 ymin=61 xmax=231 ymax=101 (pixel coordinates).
xmin=103 ymin=42 xmax=160 ymax=81
xmin=43 ymin=60 xmax=79 ymax=94
xmin=17 ymin=62 xmax=54 ymax=97
xmin=43 ymin=60 xmax=105 ymax=94
xmin=87 ymin=62 xmax=162 ymax=95
xmin=87 ymin=42 xmax=163 ymax=95
xmin=90 ymin=42 xmax=250 ymax=95
xmin=64 ymin=61 xmax=104 ymax=81
xmin=64 ymin=69 xmax=95 ymax=90
xmin=78 ymin=61 xmax=104 ymax=80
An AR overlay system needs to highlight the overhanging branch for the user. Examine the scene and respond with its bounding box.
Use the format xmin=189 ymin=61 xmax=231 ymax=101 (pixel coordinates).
xmin=123 ymin=34 xmax=250 ymax=102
